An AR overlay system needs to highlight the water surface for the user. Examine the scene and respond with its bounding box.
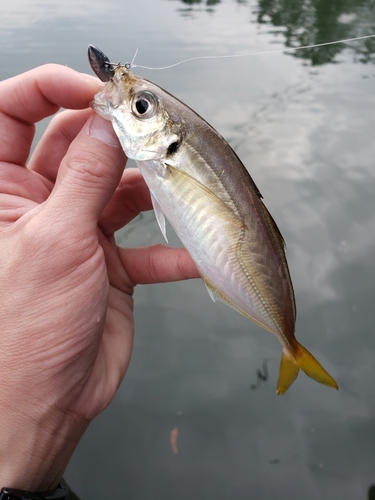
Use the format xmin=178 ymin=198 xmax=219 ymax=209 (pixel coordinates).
xmin=2 ymin=1 xmax=375 ymax=498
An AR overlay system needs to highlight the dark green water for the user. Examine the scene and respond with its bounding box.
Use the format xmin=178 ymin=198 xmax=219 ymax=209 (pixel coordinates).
xmin=2 ymin=0 xmax=375 ymax=498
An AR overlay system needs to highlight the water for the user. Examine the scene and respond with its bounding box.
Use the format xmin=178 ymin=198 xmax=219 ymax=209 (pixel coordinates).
xmin=2 ymin=0 xmax=375 ymax=498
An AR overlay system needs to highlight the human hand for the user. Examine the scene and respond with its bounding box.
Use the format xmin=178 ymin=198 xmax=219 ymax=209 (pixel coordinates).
xmin=0 ymin=65 xmax=198 ymax=491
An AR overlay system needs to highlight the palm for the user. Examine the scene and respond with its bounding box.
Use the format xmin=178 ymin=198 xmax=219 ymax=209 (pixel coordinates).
xmin=0 ymin=145 xmax=131 ymax=419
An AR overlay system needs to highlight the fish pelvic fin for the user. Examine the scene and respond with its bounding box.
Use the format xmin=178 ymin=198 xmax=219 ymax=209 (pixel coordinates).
xmin=276 ymin=343 xmax=338 ymax=395
xmin=150 ymin=193 xmax=168 ymax=243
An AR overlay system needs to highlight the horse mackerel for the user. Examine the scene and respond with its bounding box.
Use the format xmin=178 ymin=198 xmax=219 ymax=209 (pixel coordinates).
xmin=88 ymin=45 xmax=338 ymax=394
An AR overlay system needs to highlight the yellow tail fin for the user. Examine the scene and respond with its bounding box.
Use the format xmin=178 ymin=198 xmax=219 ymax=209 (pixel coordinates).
xmin=276 ymin=343 xmax=338 ymax=395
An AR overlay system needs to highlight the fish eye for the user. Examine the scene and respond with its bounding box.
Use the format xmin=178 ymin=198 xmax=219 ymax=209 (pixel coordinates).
xmin=136 ymin=99 xmax=148 ymax=114
xmin=131 ymin=91 xmax=158 ymax=119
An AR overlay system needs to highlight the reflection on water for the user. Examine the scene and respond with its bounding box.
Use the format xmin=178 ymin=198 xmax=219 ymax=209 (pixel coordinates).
xmin=175 ymin=0 xmax=222 ymax=16
xmin=256 ymin=0 xmax=375 ymax=64
xmin=172 ymin=0 xmax=375 ymax=65
xmin=2 ymin=0 xmax=375 ymax=498
xmin=179 ymin=0 xmax=221 ymax=4
xmin=249 ymin=359 xmax=269 ymax=390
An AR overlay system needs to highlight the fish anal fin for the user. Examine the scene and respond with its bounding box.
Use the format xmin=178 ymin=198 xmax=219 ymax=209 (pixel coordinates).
xmin=201 ymin=275 xmax=226 ymax=304
xmin=277 ymin=343 xmax=338 ymax=395
xmin=203 ymin=280 xmax=217 ymax=303
xmin=201 ymin=274 xmax=277 ymax=334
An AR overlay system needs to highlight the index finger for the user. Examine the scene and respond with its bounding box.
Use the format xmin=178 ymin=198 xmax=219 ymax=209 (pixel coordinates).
xmin=0 ymin=64 xmax=103 ymax=166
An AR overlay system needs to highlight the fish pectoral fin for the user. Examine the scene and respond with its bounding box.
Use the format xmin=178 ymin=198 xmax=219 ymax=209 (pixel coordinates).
xmin=164 ymin=163 xmax=243 ymax=227
xmin=276 ymin=343 xmax=338 ymax=395
xmin=151 ymin=193 xmax=168 ymax=242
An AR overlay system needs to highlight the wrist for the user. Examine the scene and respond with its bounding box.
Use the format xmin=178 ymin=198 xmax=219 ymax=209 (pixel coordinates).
xmin=0 ymin=397 xmax=88 ymax=492
xmin=0 ymin=479 xmax=70 ymax=499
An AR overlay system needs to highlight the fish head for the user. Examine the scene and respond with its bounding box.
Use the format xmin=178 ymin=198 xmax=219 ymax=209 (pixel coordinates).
xmin=91 ymin=67 xmax=183 ymax=161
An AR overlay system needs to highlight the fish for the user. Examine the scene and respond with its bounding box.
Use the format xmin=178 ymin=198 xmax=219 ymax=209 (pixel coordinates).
xmin=88 ymin=45 xmax=338 ymax=395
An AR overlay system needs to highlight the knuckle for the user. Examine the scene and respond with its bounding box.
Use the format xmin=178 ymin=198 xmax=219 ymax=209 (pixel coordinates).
xmin=64 ymin=147 xmax=106 ymax=182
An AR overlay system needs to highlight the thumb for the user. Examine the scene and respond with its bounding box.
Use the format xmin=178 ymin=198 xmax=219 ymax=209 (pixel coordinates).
xmin=46 ymin=113 xmax=127 ymax=229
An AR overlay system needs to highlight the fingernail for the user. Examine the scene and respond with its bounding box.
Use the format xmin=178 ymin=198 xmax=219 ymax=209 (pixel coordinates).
xmin=87 ymin=113 xmax=120 ymax=148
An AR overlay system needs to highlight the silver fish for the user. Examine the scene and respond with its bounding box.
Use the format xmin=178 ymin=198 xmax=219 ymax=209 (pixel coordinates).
xmin=88 ymin=46 xmax=337 ymax=394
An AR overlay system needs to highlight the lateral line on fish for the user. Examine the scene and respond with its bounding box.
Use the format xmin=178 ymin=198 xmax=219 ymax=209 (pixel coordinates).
xmin=130 ymin=34 xmax=375 ymax=71
xmin=236 ymin=229 xmax=286 ymax=341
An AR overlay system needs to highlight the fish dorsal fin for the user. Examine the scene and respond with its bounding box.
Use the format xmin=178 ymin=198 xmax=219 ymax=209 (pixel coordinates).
xmin=260 ymin=202 xmax=285 ymax=250
xmin=150 ymin=192 xmax=168 ymax=242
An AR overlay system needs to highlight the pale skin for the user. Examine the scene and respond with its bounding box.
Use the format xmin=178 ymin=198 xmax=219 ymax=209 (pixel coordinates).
xmin=0 ymin=64 xmax=199 ymax=491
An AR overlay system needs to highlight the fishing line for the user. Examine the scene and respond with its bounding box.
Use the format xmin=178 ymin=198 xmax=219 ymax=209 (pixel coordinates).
xmin=130 ymin=49 xmax=139 ymax=68
xmin=130 ymin=34 xmax=375 ymax=71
